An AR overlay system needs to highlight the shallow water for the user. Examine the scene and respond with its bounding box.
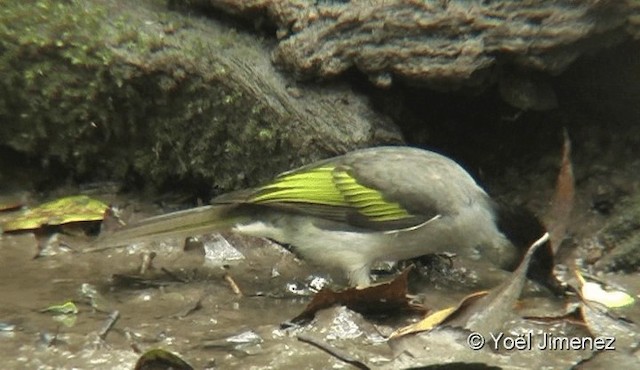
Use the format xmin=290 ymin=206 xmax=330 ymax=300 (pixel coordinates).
xmin=1 ymin=194 xmax=639 ymax=369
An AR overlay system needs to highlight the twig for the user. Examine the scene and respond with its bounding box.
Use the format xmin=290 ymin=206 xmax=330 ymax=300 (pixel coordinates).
xmin=98 ymin=310 xmax=120 ymax=341
xmin=224 ymin=273 xmax=242 ymax=296
xmin=297 ymin=333 xmax=370 ymax=370
xmin=139 ymin=251 xmax=157 ymax=275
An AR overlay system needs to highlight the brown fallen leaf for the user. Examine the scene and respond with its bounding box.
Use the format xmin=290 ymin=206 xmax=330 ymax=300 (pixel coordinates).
xmin=389 ymin=291 xmax=488 ymax=338
xmin=545 ymin=128 xmax=575 ymax=253
xmin=523 ymin=305 xmax=586 ymax=327
xmin=390 ymin=233 xmax=549 ymax=339
xmin=290 ymin=268 xmax=426 ymax=324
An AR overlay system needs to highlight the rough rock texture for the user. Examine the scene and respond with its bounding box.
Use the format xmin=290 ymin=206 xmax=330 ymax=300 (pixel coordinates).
xmin=190 ymin=0 xmax=640 ymax=92
xmin=595 ymin=193 xmax=640 ymax=272
xmin=0 ymin=0 xmax=401 ymax=196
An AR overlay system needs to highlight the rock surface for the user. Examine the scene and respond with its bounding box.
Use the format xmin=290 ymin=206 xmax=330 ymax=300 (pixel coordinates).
xmin=192 ymin=0 xmax=640 ymax=91
xmin=0 ymin=0 xmax=401 ymax=195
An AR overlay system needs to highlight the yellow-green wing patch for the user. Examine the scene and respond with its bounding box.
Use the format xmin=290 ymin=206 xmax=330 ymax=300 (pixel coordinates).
xmin=250 ymin=165 xmax=412 ymax=223
xmin=333 ymin=169 xmax=412 ymax=222
xmin=250 ymin=166 xmax=348 ymax=206
xmin=2 ymin=195 xmax=108 ymax=232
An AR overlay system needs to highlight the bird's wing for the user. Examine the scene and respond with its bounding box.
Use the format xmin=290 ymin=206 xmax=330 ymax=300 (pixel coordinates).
xmin=338 ymin=147 xmax=488 ymax=217
xmin=213 ymin=158 xmax=436 ymax=231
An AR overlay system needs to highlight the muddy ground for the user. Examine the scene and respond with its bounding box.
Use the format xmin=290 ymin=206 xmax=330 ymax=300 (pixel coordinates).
xmin=1 ymin=144 xmax=639 ymax=370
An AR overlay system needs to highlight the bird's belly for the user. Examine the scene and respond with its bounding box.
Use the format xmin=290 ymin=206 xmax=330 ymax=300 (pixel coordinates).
xmin=232 ymin=206 xmax=518 ymax=283
xmin=233 ymin=217 xmax=383 ymax=273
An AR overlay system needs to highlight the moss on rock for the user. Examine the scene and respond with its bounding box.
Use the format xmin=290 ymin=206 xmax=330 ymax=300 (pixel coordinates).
xmin=0 ymin=0 xmax=399 ymax=196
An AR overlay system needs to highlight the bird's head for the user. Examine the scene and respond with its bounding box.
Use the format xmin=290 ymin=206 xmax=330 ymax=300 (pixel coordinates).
xmin=495 ymin=203 xmax=564 ymax=294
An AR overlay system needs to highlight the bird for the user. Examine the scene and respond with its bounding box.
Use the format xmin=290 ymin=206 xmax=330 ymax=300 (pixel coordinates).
xmin=92 ymin=146 xmax=556 ymax=289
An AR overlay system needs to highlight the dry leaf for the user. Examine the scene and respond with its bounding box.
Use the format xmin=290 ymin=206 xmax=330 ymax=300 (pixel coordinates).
xmin=389 ymin=291 xmax=487 ymax=338
xmin=391 ymin=234 xmax=549 ymax=339
xmin=546 ymin=129 xmax=575 ymax=253
xmin=290 ymin=268 xmax=425 ymax=324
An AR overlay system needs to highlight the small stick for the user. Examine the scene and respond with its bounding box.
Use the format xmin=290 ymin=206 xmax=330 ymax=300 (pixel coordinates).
xmin=139 ymin=251 xmax=157 ymax=275
xmin=98 ymin=310 xmax=120 ymax=341
xmin=224 ymin=273 xmax=242 ymax=296
xmin=297 ymin=333 xmax=370 ymax=370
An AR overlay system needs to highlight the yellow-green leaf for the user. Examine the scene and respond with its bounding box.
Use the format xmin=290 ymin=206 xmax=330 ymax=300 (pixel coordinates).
xmin=1 ymin=195 xmax=108 ymax=232
xmin=389 ymin=290 xmax=489 ymax=339
xmin=576 ymin=271 xmax=635 ymax=308
xmin=40 ymin=301 xmax=78 ymax=315
xmin=389 ymin=306 xmax=458 ymax=338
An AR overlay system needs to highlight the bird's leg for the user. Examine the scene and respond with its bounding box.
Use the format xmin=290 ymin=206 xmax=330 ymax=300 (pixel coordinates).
xmin=347 ymin=264 xmax=372 ymax=289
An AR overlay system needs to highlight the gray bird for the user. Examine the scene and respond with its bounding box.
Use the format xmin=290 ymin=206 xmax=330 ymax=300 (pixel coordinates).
xmin=93 ymin=146 xmax=556 ymax=289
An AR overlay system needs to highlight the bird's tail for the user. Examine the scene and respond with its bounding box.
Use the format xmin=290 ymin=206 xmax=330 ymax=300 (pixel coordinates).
xmin=86 ymin=204 xmax=245 ymax=252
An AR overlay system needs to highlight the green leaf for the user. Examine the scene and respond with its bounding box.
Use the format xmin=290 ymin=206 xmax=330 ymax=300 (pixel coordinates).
xmin=40 ymin=301 xmax=78 ymax=315
xmin=2 ymin=195 xmax=108 ymax=232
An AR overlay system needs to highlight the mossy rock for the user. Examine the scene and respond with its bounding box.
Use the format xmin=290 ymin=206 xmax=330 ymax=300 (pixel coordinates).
xmin=0 ymin=0 xmax=400 ymax=196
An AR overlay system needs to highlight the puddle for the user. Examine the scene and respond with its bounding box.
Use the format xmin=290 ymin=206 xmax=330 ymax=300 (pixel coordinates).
xmin=1 ymin=192 xmax=639 ymax=369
